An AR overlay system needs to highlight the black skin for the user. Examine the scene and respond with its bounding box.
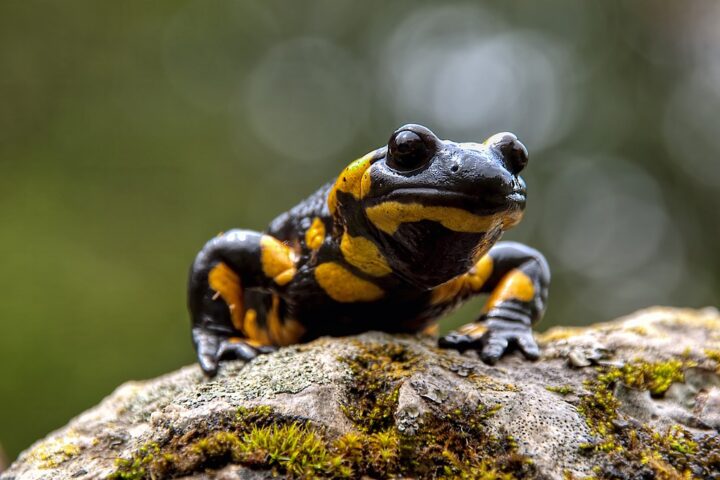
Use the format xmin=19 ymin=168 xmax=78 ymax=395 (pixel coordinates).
xmin=188 ymin=124 xmax=550 ymax=376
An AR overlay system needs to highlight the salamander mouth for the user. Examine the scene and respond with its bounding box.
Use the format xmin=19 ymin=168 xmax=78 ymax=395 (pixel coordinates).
xmin=371 ymin=187 xmax=526 ymax=214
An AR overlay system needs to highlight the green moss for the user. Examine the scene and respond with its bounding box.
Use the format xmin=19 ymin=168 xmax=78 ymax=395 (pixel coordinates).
xmin=705 ymin=349 xmax=720 ymax=373
xmin=111 ymin=341 xmax=539 ymax=479
xmin=110 ymin=405 xmax=535 ymax=479
xmin=609 ymin=359 xmax=690 ymax=396
xmin=545 ymin=385 xmax=574 ymax=395
xmin=334 ymin=402 xmax=533 ymax=479
xmin=705 ymin=349 xmax=720 ymax=362
xmin=336 ymin=341 xmax=534 ymax=479
xmin=111 ymin=416 xmax=349 ymax=479
xmin=339 ymin=341 xmax=420 ymax=433
xmin=398 ymin=404 xmax=535 ymax=479
xmin=26 ymin=434 xmax=83 ymax=469
xmin=576 ymin=359 xmax=720 ymax=478
xmin=110 ymin=443 xmax=163 ymax=480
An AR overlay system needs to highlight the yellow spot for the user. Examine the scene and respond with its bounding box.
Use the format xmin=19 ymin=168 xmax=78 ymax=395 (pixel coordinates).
xmin=260 ymin=235 xmax=297 ymax=286
xmin=208 ymin=262 xmax=244 ymax=331
xmin=228 ymin=336 xmax=265 ymax=349
xmin=327 ymin=187 xmax=338 ymax=216
xmin=242 ymin=308 xmax=272 ymax=345
xmin=328 ymin=153 xmax=374 ymax=214
xmin=266 ymin=294 xmax=305 ymax=346
xmin=267 ymin=294 xmax=283 ymax=344
xmin=305 ymin=217 xmax=326 ymax=251
xmin=274 ymin=269 xmax=295 ymax=286
xmin=360 ymin=167 xmax=372 ymax=198
xmin=243 ymin=338 xmax=266 ymax=348
xmin=279 ymin=317 xmax=306 ymax=346
xmin=422 ymin=323 xmax=439 ymax=336
xmin=315 ymin=262 xmax=384 ymax=302
xmin=484 ymin=269 xmax=535 ymax=312
xmin=365 ymin=202 xmax=503 ymax=235
xmin=466 ymin=255 xmax=494 ymax=291
xmin=430 ymin=276 xmax=465 ymax=305
xmin=458 ymin=322 xmax=488 ymax=338
xmin=340 ymin=231 xmax=392 ymax=277
xmin=430 ymin=255 xmax=494 ymax=305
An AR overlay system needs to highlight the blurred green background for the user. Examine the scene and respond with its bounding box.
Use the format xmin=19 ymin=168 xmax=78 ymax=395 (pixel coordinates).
xmin=1 ymin=0 xmax=719 ymax=461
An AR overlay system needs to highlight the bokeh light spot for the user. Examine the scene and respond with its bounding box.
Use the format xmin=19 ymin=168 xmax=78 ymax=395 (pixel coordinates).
xmin=378 ymin=5 xmax=576 ymax=150
xmin=243 ymin=37 xmax=368 ymax=163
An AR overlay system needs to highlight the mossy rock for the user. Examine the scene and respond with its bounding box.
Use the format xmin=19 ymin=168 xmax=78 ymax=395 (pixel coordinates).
xmin=2 ymin=307 xmax=720 ymax=479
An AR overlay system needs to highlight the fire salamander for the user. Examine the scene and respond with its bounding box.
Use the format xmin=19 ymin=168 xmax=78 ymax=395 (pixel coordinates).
xmin=188 ymin=124 xmax=550 ymax=376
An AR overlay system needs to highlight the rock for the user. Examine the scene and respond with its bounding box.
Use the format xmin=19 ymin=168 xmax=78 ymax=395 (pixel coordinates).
xmin=3 ymin=306 xmax=720 ymax=480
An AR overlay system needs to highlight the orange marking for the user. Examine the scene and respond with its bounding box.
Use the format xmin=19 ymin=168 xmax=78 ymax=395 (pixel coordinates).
xmin=360 ymin=167 xmax=372 ymax=198
xmin=279 ymin=317 xmax=306 ymax=346
xmin=340 ymin=231 xmax=392 ymax=277
xmin=267 ymin=294 xmax=284 ymax=345
xmin=365 ymin=202 xmax=503 ymax=235
xmin=430 ymin=255 xmax=494 ymax=305
xmin=305 ymin=217 xmax=326 ymax=251
xmin=458 ymin=323 xmax=488 ymax=337
xmin=422 ymin=323 xmax=439 ymax=336
xmin=208 ymin=262 xmax=244 ymax=331
xmin=484 ymin=269 xmax=535 ymax=312
xmin=430 ymin=276 xmax=465 ymax=305
xmin=315 ymin=262 xmax=384 ymax=302
xmin=244 ymin=338 xmax=266 ymax=348
xmin=260 ymin=235 xmax=297 ymax=286
xmin=328 ymin=153 xmax=374 ymax=215
xmin=242 ymin=308 xmax=272 ymax=346
xmin=228 ymin=336 xmax=265 ymax=349
xmin=265 ymin=294 xmax=305 ymax=346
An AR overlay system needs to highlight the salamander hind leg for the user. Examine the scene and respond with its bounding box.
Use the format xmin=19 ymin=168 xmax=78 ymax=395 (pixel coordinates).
xmin=188 ymin=229 xmax=297 ymax=376
xmin=192 ymin=328 xmax=276 ymax=377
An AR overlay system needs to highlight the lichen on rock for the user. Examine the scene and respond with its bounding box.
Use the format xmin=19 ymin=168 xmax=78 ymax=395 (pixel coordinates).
xmin=2 ymin=307 xmax=720 ymax=479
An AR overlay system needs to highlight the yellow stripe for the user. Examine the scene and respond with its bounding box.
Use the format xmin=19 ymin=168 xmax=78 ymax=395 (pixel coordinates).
xmin=484 ymin=269 xmax=535 ymax=311
xmin=242 ymin=308 xmax=272 ymax=345
xmin=266 ymin=294 xmax=306 ymax=346
xmin=365 ymin=202 xmax=503 ymax=235
xmin=315 ymin=262 xmax=384 ymax=302
xmin=266 ymin=294 xmax=284 ymax=345
xmin=458 ymin=323 xmax=488 ymax=337
xmin=278 ymin=317 xmax=306 ymax=346
xmin=429 ymin=275 xmax=465 ymax=305
xmin=305 ymin=217 xmax=326 ymax=251
xmin=328 ymin=152 xmax=374 ymax=215
xmin=340 ymin=231 xmax=392 ymax=277
xmin=466 ymin=254 xmax=494 ymax=291
xmin=208 ymin=262 xmax=244 ymax=331
xmin=422 ymin=323 xmax=439 ymax=336
xmin=260 ymin=235 xmax=297 ymax=286
xmin=430 ymin=254 xmax=493 ymax=305
xmin=360 ymin=167 xmax=372 ymax=198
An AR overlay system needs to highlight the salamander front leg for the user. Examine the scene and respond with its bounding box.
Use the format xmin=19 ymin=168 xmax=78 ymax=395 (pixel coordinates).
xmin=188 ymin=229 xmax=296 ymax=376
xmin=439 ymin=242 xmax=550 ymax=364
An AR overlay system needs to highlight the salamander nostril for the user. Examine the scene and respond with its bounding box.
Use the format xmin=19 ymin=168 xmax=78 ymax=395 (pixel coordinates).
xmin=450 ymin=164 xmax=459 ymax=173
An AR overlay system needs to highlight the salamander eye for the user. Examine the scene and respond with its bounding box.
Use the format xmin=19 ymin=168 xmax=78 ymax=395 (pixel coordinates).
xmin=487 ymin=132 xmax=528 ymax=175
xmin=387 ymin=127 xmax=435 ymax=171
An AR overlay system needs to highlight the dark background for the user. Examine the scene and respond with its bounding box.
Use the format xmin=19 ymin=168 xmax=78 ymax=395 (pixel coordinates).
xmin=1 ymin=0 xmax=719 ymax=461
